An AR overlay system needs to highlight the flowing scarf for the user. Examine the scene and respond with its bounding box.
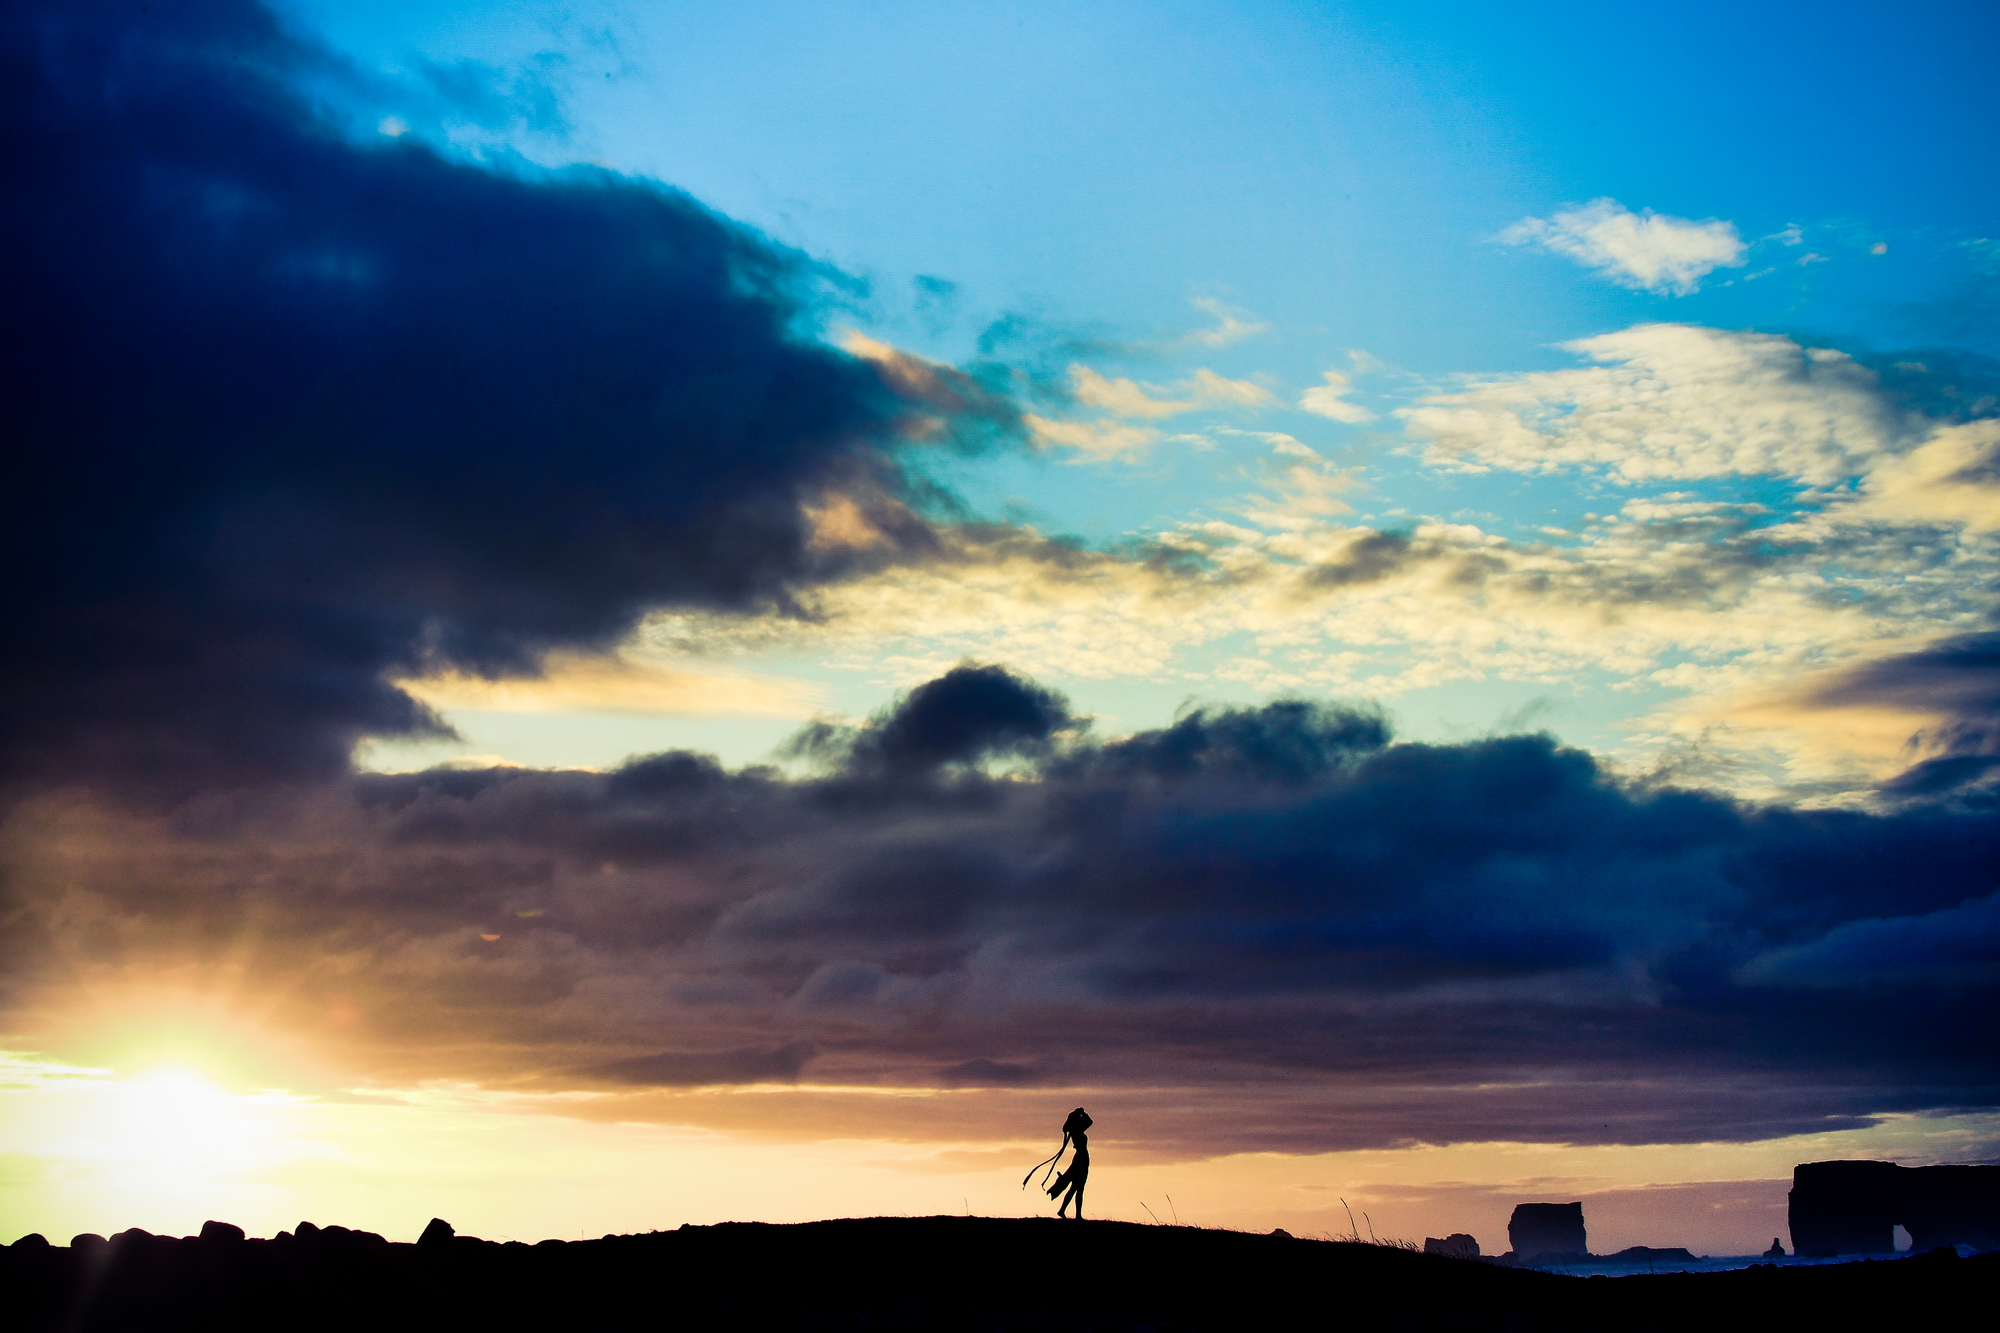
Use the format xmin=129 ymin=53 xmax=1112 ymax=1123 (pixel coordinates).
xmin=1021 ymin=1133 xmax=1070 ymax=1191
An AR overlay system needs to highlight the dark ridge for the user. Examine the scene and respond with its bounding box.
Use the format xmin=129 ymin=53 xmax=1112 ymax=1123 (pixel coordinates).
xmin=1 ymin=1214 xmax=1991 ymax=1332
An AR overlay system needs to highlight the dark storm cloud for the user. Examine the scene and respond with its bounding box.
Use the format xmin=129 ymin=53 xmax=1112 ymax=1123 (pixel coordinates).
xmin=936 ymin=1056 xmax=1061 ymax=1087
xmin=1 ymin=0 xmax=1007 ymax=795
xmin=788 ymin=664 xmax=1078 ymax=778
xmin=1053 ymin=698 xmax=1388 ymax=785
xmin=587 ymin=1039 xmax=820 ymax=1087
xmin=10 ymin=670 xmax=1995 ymax=1150
xmin=1735 ymin=891 xmax=2000 ymax=989
xmin=1809 ymin=633 xmax=2000 ymax=717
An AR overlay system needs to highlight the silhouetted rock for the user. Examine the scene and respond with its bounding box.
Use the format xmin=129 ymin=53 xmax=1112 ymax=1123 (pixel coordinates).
xmin=12 ymin=1233 xmax=50 ymax=1249
xmin=1425 ymin=1234 xmax=1481 ymax=1259
xmin=69 ymin=1234 xmax=105 ymax=1250
xmin=311 ymin=1224 xmax=390 ymax=1248
xmin=1508 ymin=1203 xmax=1587 ymax=1259
xmin=1789 ymin=1160 xmax=2000 ymax=1257
xmin=1270 ymin=1227 xmax=1293 ymax=1238
xmin=199 ymin=1220 xmax=245 ymax=1243
xmin=1765 ymin=1238 xmax=1787 ymax=1258
xmin=418 ymin=1218 xmax=455 ymax=1248
xmin=295 ymin=1222 xmax=320 ymax=1238
xmin=1601 ymin=1247 xmax=1698 ymax=1265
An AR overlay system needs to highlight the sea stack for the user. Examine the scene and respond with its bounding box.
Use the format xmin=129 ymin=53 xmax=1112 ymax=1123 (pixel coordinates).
xmin=1508 ymin=1203 xmax=1587 ymax=1260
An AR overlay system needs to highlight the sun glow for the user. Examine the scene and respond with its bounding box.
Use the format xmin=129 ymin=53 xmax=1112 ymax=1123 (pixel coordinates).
xmin=60 ymin=1066 xmax=285 ymax=1181
xmin=0 ymin=1021 xmax=355 ymax=1241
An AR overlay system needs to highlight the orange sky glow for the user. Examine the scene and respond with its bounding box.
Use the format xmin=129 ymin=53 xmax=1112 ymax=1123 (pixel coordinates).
xmin=5 ymin=1030 xmax=1993 ymax=1254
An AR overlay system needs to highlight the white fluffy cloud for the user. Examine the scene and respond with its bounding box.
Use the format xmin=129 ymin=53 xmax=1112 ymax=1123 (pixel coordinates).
xmin=1499 ymin=199 xmax=1746 ymax=295
xmin=1299 ymin=369 xmax=1374 ymax=422
xmin=1402 ymin=324 xmax=1907 ymax=484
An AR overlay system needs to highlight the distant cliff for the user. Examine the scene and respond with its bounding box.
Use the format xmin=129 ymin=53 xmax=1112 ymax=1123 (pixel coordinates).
xmin=1790 ymin=1160 xmax=2000 ymax=1256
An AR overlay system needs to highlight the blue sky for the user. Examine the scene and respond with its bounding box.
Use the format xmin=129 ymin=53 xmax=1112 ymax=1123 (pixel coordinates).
xmin=4 ymin=0 xmax=1997 ymax=1254
xmin=282 ymin=0 xmax=2000 ymax=778
xmin=279 ymin=0 xmax=1998 ymax=365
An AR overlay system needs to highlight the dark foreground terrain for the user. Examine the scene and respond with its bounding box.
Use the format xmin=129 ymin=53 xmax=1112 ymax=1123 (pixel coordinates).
xmin=4 ymin=1215 xmax=1990 ymax=1332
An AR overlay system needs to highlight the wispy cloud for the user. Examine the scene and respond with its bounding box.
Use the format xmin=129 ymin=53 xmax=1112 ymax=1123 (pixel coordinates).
xmin=1674 ymin=628 xmax=2000 ymax=798
xmin=1186 ymin=367 xmax=1276 ymax=406
xmin=1034 ymin=364 xmax=1275 ymax=458
xmin=1068 ymin=365 xmax=1273 ymax=419
xmin=1071 ymin=366 xmax=1195 ymax=417
xmin=1023 ymin=413 xmax=1161 ymax=459
xmin=398 ymin=653 xmax=820 ymax=718
xmin=1403 ymin=324 xmax=1906 ymax=483
xmin=1498 ymin=199 xmax=1747 ymax=295
xmin=1183 ymin=296 xmax=1270 ymax=347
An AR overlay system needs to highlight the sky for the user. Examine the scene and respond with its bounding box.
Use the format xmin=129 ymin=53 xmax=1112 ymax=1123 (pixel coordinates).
xmin=1 ymin=0 xmax=1996 ymax=1256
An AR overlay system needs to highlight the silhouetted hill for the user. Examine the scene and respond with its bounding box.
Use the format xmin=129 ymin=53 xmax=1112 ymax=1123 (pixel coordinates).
xmin=3 ymin=1215 xmax=1991 ymax=1332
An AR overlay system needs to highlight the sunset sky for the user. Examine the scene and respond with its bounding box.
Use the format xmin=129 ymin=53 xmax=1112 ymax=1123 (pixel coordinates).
xmin=3 ymin=0 xmax=1997 ymax=1256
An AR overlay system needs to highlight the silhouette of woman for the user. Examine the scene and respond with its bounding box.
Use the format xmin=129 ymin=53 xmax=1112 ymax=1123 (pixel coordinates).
xmin=1022 ymin=1108 xmax=1092 ymax=1219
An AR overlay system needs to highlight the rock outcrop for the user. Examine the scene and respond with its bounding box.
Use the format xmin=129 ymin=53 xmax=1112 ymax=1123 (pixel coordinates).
xmin=1507 ymin=1203 xmax=1586 ymax=1260
xmin=1424 ymin=1233 xmax=1480 ymax=1259
xmin=1789 ymin=1160 xmax=2000 ymax=1257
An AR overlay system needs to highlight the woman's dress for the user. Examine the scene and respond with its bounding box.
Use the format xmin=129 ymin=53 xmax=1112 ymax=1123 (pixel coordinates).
xmin=1048 ymin=1131 xmax=1089 ymax=1196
